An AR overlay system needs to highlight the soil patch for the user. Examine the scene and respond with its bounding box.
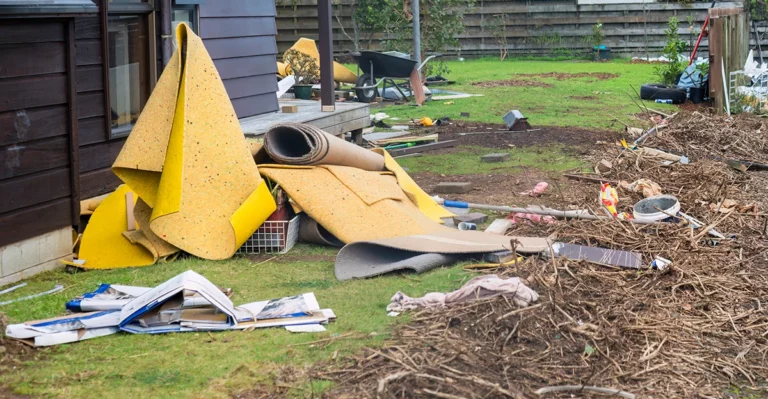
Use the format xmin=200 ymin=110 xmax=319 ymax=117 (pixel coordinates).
xmin=516 ymin=72 xmax=619 ymax=80
xmin=411 ymin=171 xmax=589 ymax=207
xmin=1 ymin=314 xmax=37 ymax=398
xmin=568 ymin=95 xmax=598 ymax=101
xmin=419 ymin=122 xmax=618 ymax=150
xmin=471 ymin=79 xmax=553 ymax=88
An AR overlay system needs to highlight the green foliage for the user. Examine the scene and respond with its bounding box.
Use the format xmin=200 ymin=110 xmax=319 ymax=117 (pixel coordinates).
xmin=488 ymin=14 xmax=508 ymax=61
xmin=591 ymin=21 xmax=603 ymax=61
xmin=654 ymin=17 xmax=687 ymax=86
xmin=283 ymin=49 xmax=319 ymax=84
xmin=354 ymin=0 xmax=408 ymax=49
xmin=747 ymin=0 xmax=768 ymax=21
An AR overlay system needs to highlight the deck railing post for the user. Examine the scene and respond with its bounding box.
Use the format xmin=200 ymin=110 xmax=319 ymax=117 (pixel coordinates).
xmin=318 ymin=0 xmax=335 ymax=112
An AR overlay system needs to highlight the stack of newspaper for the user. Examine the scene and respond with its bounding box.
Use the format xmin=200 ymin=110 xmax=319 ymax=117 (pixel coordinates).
xmin=5 ymin=271 xmax=335 ymax=346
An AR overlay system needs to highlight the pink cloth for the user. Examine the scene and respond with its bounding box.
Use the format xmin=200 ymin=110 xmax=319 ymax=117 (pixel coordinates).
xmin=387 ymin=275 xmax=539 ymax=312
xmin=520 ymin=182 xmax=548 ymax=197
xmin=507 ymin=213 xmax=557 ymax=225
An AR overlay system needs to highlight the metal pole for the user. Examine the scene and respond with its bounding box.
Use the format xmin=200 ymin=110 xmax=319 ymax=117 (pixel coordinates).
xmin=412 ymin=0 xmax=421 ymax=65
xmin=318 ymin=0 xmax=335 ymax=112
xmin=159 ymin=0 xmax=172 ymax=67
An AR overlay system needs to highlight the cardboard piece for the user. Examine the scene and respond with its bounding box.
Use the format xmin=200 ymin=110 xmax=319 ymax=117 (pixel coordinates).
xmin=125 ymin=192 xmax=136 ymax=231
xmin=5 ymin=311 xmax=121 ymax=347
xmin=112 ymin=23 xmax=276 ymax=260
xmin=122 ymin=198 xmax=180 ymax=263
xmin=285 ymin=324 xmax=327 ymax=333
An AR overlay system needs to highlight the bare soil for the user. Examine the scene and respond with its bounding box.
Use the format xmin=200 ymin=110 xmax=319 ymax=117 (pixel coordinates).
xmin=471 ymin=79 xmax=553 ymax=88
xmin=516 ymin=72 xmax=620 ymax=81
xmin=0 ymin=315 xmax=35 ymax=399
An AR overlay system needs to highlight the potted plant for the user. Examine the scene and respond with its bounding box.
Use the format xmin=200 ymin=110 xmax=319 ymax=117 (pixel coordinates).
xmin=284 ymin=49 xmax=319 ymax=100
xmin=591 ymin=21 xmax=609 ymax=61
xmin=689 ymin=62 xmax=709 ymax=104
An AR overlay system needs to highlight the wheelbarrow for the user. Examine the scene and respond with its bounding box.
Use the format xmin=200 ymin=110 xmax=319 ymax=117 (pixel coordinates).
xmin=352 ymin=51 xmax=441 ymax=103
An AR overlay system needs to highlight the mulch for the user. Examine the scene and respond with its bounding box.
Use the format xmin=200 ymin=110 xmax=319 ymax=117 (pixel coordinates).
xmin=314 ymin=110 xmax=768 ymax=398
xmin=424 ymin=122 xmax=618 ymax=150
xmin=515 ymin=72 xmax=620 ymax=81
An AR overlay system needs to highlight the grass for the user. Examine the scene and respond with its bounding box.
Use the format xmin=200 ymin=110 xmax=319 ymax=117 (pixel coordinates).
xmin=1 ymin=58 xmax=668 ymax=398
xmin=371 ymin=57 xmax=676 ymax=129
xmin=0 ymin=246 xmax=480 ymax=398
xmin=398 ymin=145 xmax=585 ymax=175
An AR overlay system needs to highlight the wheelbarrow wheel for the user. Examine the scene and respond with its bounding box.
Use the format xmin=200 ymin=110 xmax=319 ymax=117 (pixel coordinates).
xmin=355 ymin=73 xmax=378 ymax=103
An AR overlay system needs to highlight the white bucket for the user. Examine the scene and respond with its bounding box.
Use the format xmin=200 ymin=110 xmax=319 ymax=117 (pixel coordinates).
xmin=632 ymin=195 xmax=681 ymax=222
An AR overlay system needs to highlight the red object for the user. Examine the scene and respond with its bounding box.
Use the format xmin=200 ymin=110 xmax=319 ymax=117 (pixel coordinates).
xmin=690 ymin=1 xmax=716 ymax=66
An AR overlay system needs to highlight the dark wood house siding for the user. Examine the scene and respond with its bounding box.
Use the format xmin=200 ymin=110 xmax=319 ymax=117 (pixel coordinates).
xmin=0 ymin=20 xmax=74 ymax=246
xmin=74 ymin=16 xmax=124 ymax=199
xmin=199 ymin=0 xmax=279 ymax=118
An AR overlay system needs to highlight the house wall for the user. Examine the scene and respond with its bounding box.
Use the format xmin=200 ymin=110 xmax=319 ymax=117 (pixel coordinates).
xmin=199 ymin=0 xmax=279 ymax=118
xmin=0 ymin=20 xmax=75 ymax=248
xmin=74 ymin=15 xmax=126 ymax=199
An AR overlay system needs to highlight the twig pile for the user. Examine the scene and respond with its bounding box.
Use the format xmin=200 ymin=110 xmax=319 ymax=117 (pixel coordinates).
xmin=316 ymin=111 xmax=768 ymax=398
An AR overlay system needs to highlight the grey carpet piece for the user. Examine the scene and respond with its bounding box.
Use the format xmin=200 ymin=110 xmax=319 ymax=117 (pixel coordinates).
xmin=335 ymin=243 xmax=464 ymax=280
xmin=298 ymin=215 xmax=344 ymax=247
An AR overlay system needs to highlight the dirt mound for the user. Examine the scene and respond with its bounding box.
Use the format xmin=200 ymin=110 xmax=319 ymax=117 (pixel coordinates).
xmin=516 ymin=72 xmax=620 ymax=80
xmin=472 ymin=79 xmax=553 ymax=88
xmin=428 ymin=122 xmax=618 ymax=149
xmin=316 ymin=111 xmax=768 ymax=398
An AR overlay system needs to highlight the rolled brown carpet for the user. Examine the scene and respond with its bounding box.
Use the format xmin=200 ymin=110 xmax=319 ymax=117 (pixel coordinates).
xmin=263 ymin=122 xmax=385 ymax=171
xmin=297 ymin=214 xmax=344 ymax=247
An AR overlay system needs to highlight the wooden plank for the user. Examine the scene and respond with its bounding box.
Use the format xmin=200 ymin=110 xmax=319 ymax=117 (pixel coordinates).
xmin=200 ymin=0 xmax=276 ymax=18
xmin=0 ymin=198 xmax=72 ymax=248
xmin=0 ymin=168 xmax=71 ymax=215
xmin=0 ymin=42 xmax=67 ymax=79
xmin=76 ymin=65 xmax=104 ymax=93
xmin=80 ymin=167 xmax=122 ymax=199
xmin=231 ymin=93 xmax=280 ymax=119
xmin=204 ymin=36 xmax=278 ymax=59
xmin=74 ymin=17 xmax=101 ymax=40
xmin=75 ymin=39 xmax=102 ymax=66
xmin=76 ymin=92 xmax=105 ymax=119
xmin=78 ymin=116 xmax=107 ymax=146
xmin=0 ymin=136 xmax=70 ymax=180
xmin=0 ymin=106 xmax=68 ymax=147
xmin=223 ymin=75 xmax=280 ymax=100
xmin=200 ymin=17 xmax=277 ymax=39
xmin=214 ymin=55 xmax=279 ymax=80
xmin=0 ymin=21 xmax=65 ymax=45
xmin=387 ymin=140 xmax=457 ymax=157
xmin=0 ymin=74 xmax=68 ymax=113
xmin=78 ymin=140 xmax=125 ymax=173
xmin=67 ymin=19 xmax=81 ymax=227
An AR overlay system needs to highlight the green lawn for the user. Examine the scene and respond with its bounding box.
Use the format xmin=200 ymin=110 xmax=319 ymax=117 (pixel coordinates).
xmin=1 ymin=57 xmax=669 ymax=398
xmin=373 ymin=57 xmax=676 ymax=128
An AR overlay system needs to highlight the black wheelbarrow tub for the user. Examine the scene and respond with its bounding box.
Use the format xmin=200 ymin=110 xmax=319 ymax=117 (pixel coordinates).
xmin=353 ymin=51 xmax=417 ymax=79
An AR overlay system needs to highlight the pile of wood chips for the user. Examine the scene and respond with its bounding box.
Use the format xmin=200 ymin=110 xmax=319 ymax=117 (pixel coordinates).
xmin=314 ymin=111 xmax=768 ymax=398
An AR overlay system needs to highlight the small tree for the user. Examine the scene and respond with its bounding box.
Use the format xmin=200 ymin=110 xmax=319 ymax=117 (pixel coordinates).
xmin=284 ymin=49 xmax=319 ymax=84
xmin=654 ymin=17 xmax=687 ymax=86
xmin=489 ymin=14 xmax=508 ymax=61
xmin=591 ymin=21 xmax=603 ymax=61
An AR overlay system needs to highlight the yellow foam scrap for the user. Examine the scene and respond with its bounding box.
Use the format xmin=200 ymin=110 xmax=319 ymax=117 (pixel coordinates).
xmin=259 ymin=165 xmax=441 ymax=244
xmin=77 ymin=185 xmax=155 ymax=269
xmin=371 ymin=148 xmax=454 ymax=222
xmin=277 ymin=61 xmax=289 ymax=77
xmin=80 ymin=193 xmax=110 ymax=216
xmin=112 ymin=23 xmax=276 ymax=260
xmin=284 ymin=38 xmax=358 ymax=84
xmin=122 ymin=198 xmax=179 ymax=263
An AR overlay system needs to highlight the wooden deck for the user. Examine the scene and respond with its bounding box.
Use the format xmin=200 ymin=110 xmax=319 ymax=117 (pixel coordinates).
xmin=239 ymin=100 xmax=370 ymax=139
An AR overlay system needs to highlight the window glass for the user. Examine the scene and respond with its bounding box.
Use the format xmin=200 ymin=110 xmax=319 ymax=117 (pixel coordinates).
xmin=172 ymin=6 xmax=197 ymax=50
xmin=108 ymin=15 xmax=150 ymax=136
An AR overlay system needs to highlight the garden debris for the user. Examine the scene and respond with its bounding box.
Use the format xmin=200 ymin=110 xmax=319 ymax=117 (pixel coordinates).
xmin=595 ymin=159 xmax=612 ymax=174
xmin=519 ymin=181 xmax=548 ymax=197
xmin=600 ymin=183 xmax=625 ymax=218
xmin=482 ymin=250 xmax=519 ymax=264
xmin=0 ymin=285 xmax=63 ymax=307
xmin=502 ymin=110 xmax=532 ymax=131
xmin=386 ymin=274 xmax=538 ymax=313
xmin=419 ymin=116 xmax=434 ymax=127
xmin=386 ymin=139 xmax=456 ymax=156
xmin=452 ymin=212 xmax=488 ymax=225
xmin=619 ymin=178 xmax=662 ymax=198
xmin=484 ymin=218 xmax=514 ymax=235
xmin=457 ymin=222 xmax=477 ymax=231
xmin=508 ymin=212 xmax=556 ymax=225
xmin=632 ymin=195 xmax=681 ymax=222
xmin=0 ymin=282 xmax=26 ymax=296
xmin=480 ymin=152 xmax=510 ymax=163
xmin=5 ymin=271 xmax=335 ymax=346
xmin=547 ymin=242 xmax=644 ymax=269
xmin=709 ymin=198 xmax=758 ymax=214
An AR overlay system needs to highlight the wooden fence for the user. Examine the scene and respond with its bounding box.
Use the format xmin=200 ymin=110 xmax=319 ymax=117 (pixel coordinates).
xmin=275 ymin=0 xmax=745 ymax=58
xmin=708 ymin=8 xmax=749 ymax=113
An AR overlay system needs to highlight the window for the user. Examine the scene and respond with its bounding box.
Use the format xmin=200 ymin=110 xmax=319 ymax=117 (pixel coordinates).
xmin=171 ymin=4 xmax=198 ymax=50
xmin=107 ymin=0 xmax=155 ymax=138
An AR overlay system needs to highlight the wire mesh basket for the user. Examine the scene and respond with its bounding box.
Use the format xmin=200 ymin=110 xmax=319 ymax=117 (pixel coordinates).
xmin=237 ymin=215 xmax=300 ymax=254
